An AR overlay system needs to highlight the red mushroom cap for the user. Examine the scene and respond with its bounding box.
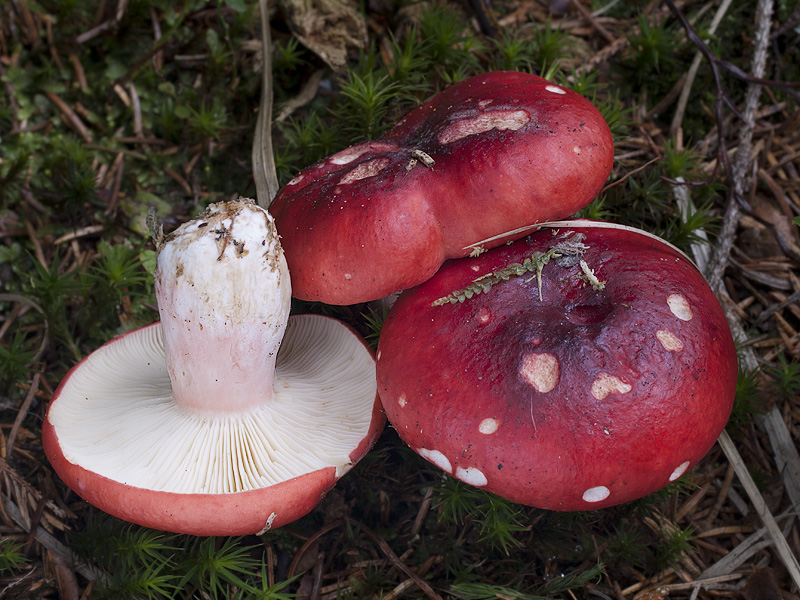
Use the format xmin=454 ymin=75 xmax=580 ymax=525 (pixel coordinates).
xmin=376 ymin=221 xmax=737 ymax=510
xmin=271 ymin=71 xmax=614 ymax=305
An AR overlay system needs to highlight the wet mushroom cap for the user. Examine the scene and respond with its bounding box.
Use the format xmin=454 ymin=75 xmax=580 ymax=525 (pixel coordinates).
xmin=43 ymin=316 xmax=384 ymax=535
xmin=376 ymin=221 xmax=738 ymax=510
xmin=271 ymin=71 xmax=614 ymax=305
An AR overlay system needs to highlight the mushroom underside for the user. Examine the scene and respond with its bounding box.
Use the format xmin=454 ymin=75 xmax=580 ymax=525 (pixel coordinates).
xmin=47 ymin=314 xmax=379 ymax=495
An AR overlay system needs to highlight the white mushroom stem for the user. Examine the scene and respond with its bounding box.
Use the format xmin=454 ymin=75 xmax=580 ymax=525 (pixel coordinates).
xmin=154 ymin=199 xmax=291 ymax=414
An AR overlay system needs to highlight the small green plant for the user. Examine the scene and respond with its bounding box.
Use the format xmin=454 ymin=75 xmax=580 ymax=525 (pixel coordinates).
xmin=230 ymin=563 xmax=297 ymax=600
xmin=449 ymin=562 xmax=604 ymax=599
xmin=764 ymin=353 xmax=800 ymax=400
xmin=33 ymin=136 xmax=99 ymax=218
xmin=625 ymin=13 xmax=682 ymax=87
xmin=434 ymin=475 xmax=528 ymax=555
xmin=0 ymin=328 xmax=39 ymax=394
xmin=336 ymin=70 xmax=404 ymax=142
xmin=71 ymin=514 xmax=179 ymax=600
xmin=25 ymin=250 xmax=90 ymax=361
xmin=489 ymin=30 xmax=539 ymax=72
xmin=0 ymin=538 xmax=29 ymax=574
xmin=727 ymin=368 xmax=764 ymax=435
xmin=177 ymin=100 xmax=230 ymax=142
xmin=361 ymin=303 xmax=389 ymax=349
xmin=530 ymin=20 xmax=573 ymax=73
xmin=91 ymin=241 xmax=151 ymax=303
xmin=656 ymin=524 xmax=696 ymax=570
xmin=663 ymin=199 xmax=716 ymax=251
xmin=606 ymin=522 xmax=648 ymax=569
xmin=474 ymin=495 xmax=529 ymax=555
xmin=416 ymin=3 xmax=482 ymax=79
xmin=177 ymin=537 xmax=261 ymax=599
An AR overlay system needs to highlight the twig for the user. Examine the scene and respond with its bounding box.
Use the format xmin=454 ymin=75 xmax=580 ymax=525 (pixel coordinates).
xmin=252 ymin=0 xmax=279 ymax=208
xmin=44 ymin=91 xmax=93 ymax=143
xmin=718 ymin=433 xmax=800 ymax=587
xmin=600 ymin=157 xmax=660 ymax=194
xmin=6 ymin=373 xmax=40 ymax=458
xmin=353 ymin=519 xmax=444 ymax=600
xmin=668 ymin=0 xmax=773 ymax=292
xmin=663 ymin=0 xmax=737 ymax=225
xmin=75 ymin=0 xmax=128 ymax=44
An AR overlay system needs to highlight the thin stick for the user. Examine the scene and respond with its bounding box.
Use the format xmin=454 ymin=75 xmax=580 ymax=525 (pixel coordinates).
xmin=717 ymin=431 xmax=800 ymax=587
xmin=6 ymin=373 xmax=40 ymax=458
xmin=701 ymin=0 xmax=773 ymax=292
xmin=670 ymin=0 xmax=734 ymax=139
xmin=252 ymin=0 xmax=279 ymax=208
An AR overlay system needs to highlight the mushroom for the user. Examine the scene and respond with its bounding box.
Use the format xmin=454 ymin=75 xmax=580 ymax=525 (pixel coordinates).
xmin=376 ymin=220 xmax=737 ymax=510
xmin=270 ymin=71 xmax=614 ymax=305
xmin=43 ymin=199 xmax=385 ymax=535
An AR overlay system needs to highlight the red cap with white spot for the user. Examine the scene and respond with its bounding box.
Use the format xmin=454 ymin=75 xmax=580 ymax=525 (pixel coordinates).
xmin=271 ymin=71 xmax=614 ymax=305
xmin=376 ymin=220 xmax=737 ymax=510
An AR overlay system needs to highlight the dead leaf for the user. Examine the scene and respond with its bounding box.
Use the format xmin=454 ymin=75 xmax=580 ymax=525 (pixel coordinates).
xmin=737 ymin=567 xmax=782 ymax=600
xmin=278 ymin=0 xmax=367 ymax=70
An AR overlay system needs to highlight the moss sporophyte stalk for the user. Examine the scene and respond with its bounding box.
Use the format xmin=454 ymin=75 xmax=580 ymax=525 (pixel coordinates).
xmin=432 ymin=231 xmax=604 ymax=306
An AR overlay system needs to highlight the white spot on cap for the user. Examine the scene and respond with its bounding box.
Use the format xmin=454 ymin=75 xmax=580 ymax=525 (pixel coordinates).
xmin=419 ymin=448 xmax=452 ymax=473
xmin=545 ymin=85 xmax=567 ymax=95
xmin=582 ymin=486 xmax=610 ymax=503
xmin=669 ymin=461 xmax=691 ymax=482
xmin=376 ymin=350 xmax=381 ymax=361
xmin=478 ymin=99 xmax=493 ymax=108
xmin=477 ymin=308 xmax=491 ymax=324
xmin=329 ymin=145 xmax=372 ymax=165
xmin=456 ymin=466 xmax=488 ymax=487
xmin=656 ymin=329 xmax=684 ymax=352
xmin=573 ymin=146 xmax=581 ymax=155
xmin=519 ymin=353 xmax=560 ymax=393
xmin=438 ymin=109 xmax=531 ymax=144
xmin=471 ymin=265 xmax=481 ymax=272
xmin=667 ymin=293 xmax=693 ymax=321
xmin=344 ymin=273 xmax=352 ymax=280
xmin=479 ymin=418 xmax=499 ymax=434
xmin=398 ymin=393 xmax=407 ymax=408
xmin=339 ymin=157 xmax=391 ymax=184
xmin=591 ymin=373 xmax=632 ymax=400
xmin=287 ymin=174 xmax=304 ymax=186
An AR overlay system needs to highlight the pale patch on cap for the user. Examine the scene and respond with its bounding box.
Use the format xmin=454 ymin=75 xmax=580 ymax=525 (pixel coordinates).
xmin=329 ymin=145 xmax=373 ymax=165
xmin=582 ymin=485 xmax=611 ymax=503
xmin=418 ymin=448 xmax=452 ymax=474
xmin=478 ymin=418 xmax=499 ymax=434
xmin=438 ymin=110 xmax=531 ymax=145
xmin=669 ymin=460 xmax=691 ymax=482
xmin=656 ymin=329 xmax=684 ymax=351
xmin=456 ymin=466 xmax=488 ymax=487
xmin=667 ymin=293 xmax=694 ymax=321
xmin=339 ymin=158 xmax=391 ymax=184
xmin=397 ymin=393 xmax=407 ymax=408
xmin=591 ymin=372 xmax=632 ymax=400
xmin=519 ymin=352 xmax=560 ymax=393
xmin=545 ymin=85 xmax=567 ymax=95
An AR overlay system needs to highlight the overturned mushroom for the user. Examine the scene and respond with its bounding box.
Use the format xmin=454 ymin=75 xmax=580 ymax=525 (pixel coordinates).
xmin=271 ymin=71 xmax=614 ymax=305
xmin=43 ymin=199 xmax=385 ymax=535
xmin=377 ymin=220 xmax=737 ymax=510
